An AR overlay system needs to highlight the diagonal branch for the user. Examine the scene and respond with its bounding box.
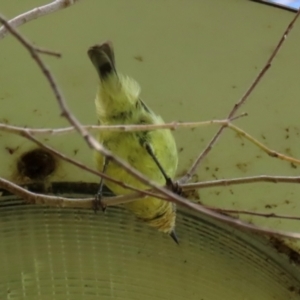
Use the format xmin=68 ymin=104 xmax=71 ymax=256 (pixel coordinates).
xmin=182 ymin=175 xmax=300 ymax=190
xmin=210 ymin=207 xmax=300 ymax=221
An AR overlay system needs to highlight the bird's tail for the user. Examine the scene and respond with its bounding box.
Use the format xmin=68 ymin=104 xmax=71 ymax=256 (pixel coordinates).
xmin=88 ymin=41 xmax=117 ymax=80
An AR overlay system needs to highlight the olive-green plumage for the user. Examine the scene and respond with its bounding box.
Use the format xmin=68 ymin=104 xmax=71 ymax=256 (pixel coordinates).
xmin=88 ymin=41 xmax=178 ymax=239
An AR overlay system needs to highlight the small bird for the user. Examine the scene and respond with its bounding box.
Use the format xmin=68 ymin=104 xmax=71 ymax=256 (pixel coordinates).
xmin=88 ymin=41 xmax=179 ymax=243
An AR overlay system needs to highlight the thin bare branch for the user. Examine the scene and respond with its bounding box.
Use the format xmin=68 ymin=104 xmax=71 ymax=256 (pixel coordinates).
xmin=0 ymin=0 xmax=80 ymax=40
xmin=0 ymin=118 xmax=237 ymax=136
xmin=0 ymin=176 xmax=91 ymax=208
xmin=0 ymin=176 xmax=144 ymax=209
xmin=229 ymin=123 xmax=300 ymax=164
xmin=93 ymin=174 xmax=300 ymax=203
xmin=180 ymin=9 xmax=300 ymax=184
xmin=35 ymin=47 xmax=61 ymax=57
xmin=211 ymin=207 xmax=300 ymax=221
xmin=182 ymin=175 xmax=300 ymax=190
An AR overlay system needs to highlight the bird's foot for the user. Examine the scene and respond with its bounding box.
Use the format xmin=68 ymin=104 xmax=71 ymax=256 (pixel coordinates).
xmin=166 ymin=178 xmax=182 ymax=195
xmin=93 ymin=193 xmax=107 ymax=213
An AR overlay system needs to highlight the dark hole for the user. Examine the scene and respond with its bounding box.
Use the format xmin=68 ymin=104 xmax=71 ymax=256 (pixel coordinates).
xmin=17 ymin=149 xmax=56 ymax=180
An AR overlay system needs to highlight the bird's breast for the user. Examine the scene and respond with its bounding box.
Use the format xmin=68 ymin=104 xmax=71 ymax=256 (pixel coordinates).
xmin=95 ymin=129 xmax=177 ymax=195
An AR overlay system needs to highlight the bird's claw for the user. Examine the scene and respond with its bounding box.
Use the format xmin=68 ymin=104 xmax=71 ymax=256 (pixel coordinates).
xmin=166 ymin=178 xmax=182 ymax=195
xmin=93 ymin=194 xmax=107 ymax=213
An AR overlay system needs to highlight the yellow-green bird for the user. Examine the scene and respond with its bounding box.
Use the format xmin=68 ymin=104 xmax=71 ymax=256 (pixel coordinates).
xmin=88 ymin=41 xmax=179 ymax=243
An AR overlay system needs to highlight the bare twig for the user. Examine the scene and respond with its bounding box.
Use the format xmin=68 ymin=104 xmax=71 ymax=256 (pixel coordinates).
xmin=182 ymin=175 xmax=300 ymax=190
xmin=35 ymin=47 xmax=61 ymax=57
xmin=0 ymin=117 xmax=243 ymax=136
xmin=229 ymin=123 xmax=300 ymax=164
xmin=0 ymin=176 xmax=144 ymax=209
xmin=180 ymin=9 xmax=300 ymax=184
xmin=210 ymin=207 xmax=300 ymax=221
xmin=3 ymin=15 xmax=300 ymax=240
xmin=0 ymin=0 xmax=80 ymax=40
xmin=0 ymin=176 xmax=92 ymax=208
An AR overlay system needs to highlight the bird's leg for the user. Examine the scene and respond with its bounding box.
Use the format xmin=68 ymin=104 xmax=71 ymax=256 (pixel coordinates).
xmin=142 ymin=141 xmax=181 ymax=244
xmin=94 ymin=157 xmax=110 ymax=212
xmin=143 ymin=142 xmax=182 ymax=195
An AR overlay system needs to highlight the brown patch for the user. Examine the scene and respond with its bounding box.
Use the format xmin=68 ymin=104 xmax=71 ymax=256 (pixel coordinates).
xmin=291 ymin=162 xmax=297 ymax=169
xmin=265 ymin=204 xmax=277 ymax=209
xmin=212 ymin=173 xmax=218 ymax=179
xmin=288 ymin=286 xmax=300 ymax=295
xmin=134 ymin=55 xmax=143 ymax=62
xmin=5 ymin=146 xmax=19 ymax=155
xmin=236 ymin=162 xmax=248 ymax=172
